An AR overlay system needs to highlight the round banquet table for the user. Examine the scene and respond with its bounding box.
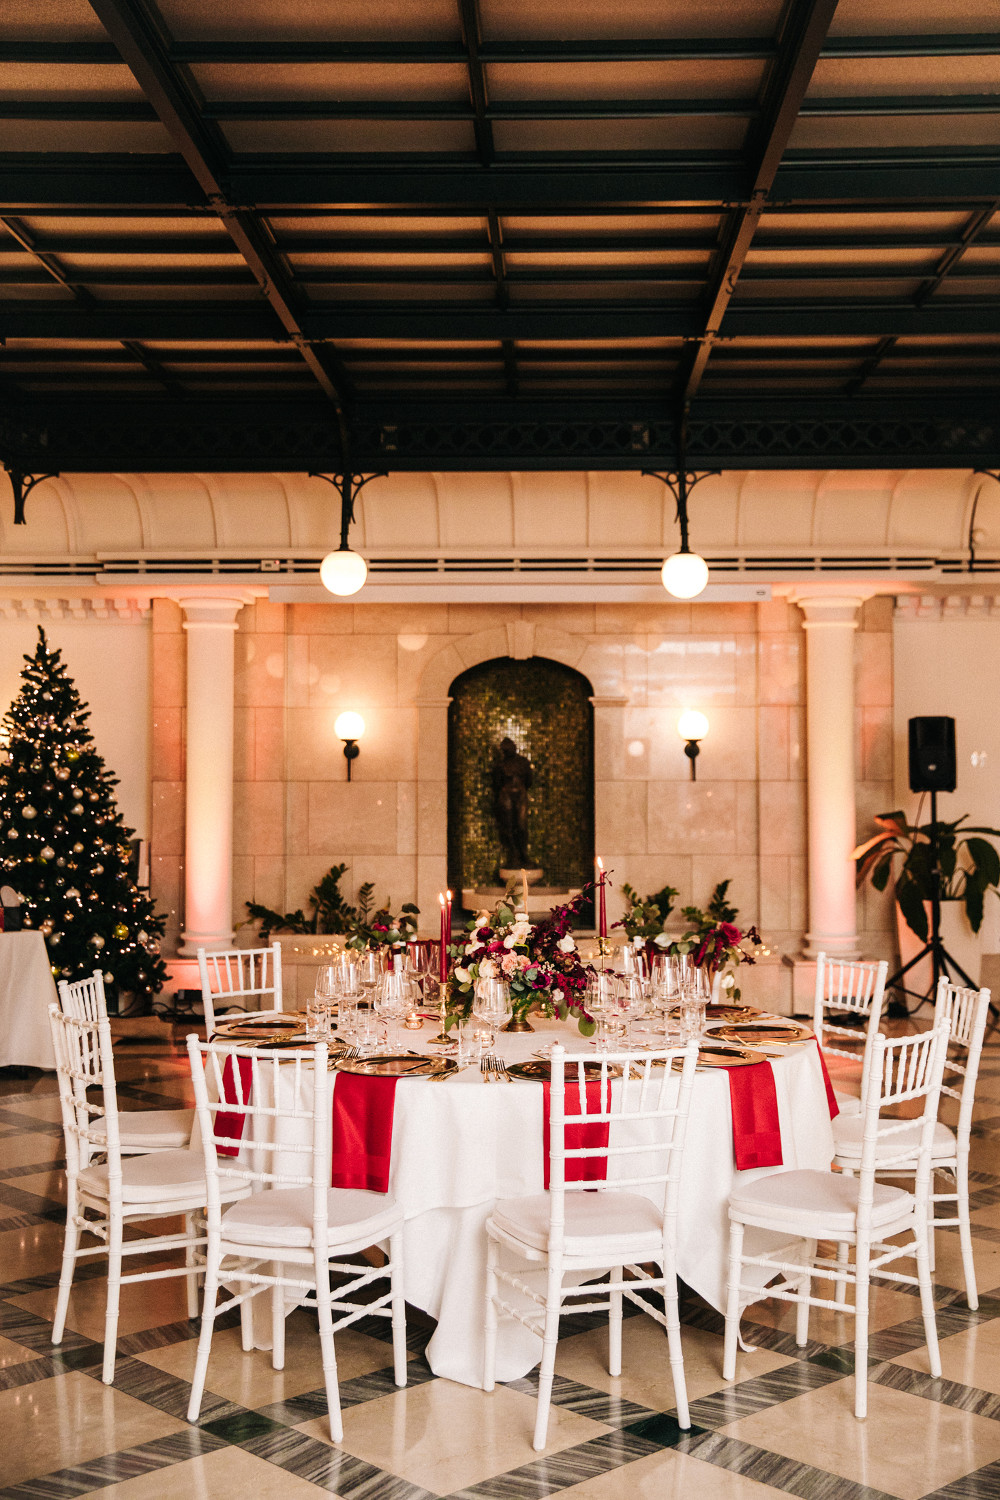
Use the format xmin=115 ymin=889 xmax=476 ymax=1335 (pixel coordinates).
xmin=206 ymin=1013 xmax=836 ymax=1390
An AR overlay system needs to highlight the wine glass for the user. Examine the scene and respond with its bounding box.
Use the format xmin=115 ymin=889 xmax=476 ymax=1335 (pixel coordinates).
xmin=473 ymin=978 xmax=512 ymax=1057
xmin=308 ymin=963 xmax=338 ymax=1038
xmin=375 ymin=972 xmax=410 ymax=1053
xmin=649 ymin=954 xmax=683 ymax=1039
xmin=621 ymin=973 xmax=649 ymax=1046
xmin=586 ymin=970 xmax=623 ymax=1052
xmin=679 ymin=964 xmax=710 ymax=1042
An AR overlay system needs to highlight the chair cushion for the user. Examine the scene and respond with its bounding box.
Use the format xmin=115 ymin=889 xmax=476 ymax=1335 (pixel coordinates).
xmin=832 ymin=1114 xmax=956 ymax=1162
xmin=93 ymin=1109 xmax=194 ymax=1151
xmin=490 ymin=1191 xmax=664 ymax=1255
xmin=729 ymin=1168 xmax=912 ymax=1234
xmin=834 ymin=1089 xmax=861 ymax=1117
xmin=78 ymin=1149 xmax=240 ymax=1206
xmin=220 ymin=1187 xmax=402 ymax=1250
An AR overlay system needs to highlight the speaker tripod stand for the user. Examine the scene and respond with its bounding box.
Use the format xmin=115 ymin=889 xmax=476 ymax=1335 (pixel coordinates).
xmin=884 ymin=789 xmax=979 ymax=1013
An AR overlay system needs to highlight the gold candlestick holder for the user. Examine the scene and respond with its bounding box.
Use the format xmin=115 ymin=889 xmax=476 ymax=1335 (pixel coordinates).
xmin=596 ymin=934 xmax=612 ymax=970
xmin=429 ymin=979 xmax=451 ymax=1046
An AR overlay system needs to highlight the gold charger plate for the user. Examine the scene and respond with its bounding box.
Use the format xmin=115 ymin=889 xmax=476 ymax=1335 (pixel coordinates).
xmin=210 ymin=1029 xmax=310 ymax=1049
xmin=711 ymin=1022 xmax=814 ymax=1046
xmin=215 ymin=1015 xmax=302 ymax=1035
xmin=506 ymin=1059 xmax=623 ymax=1082
xmin=336 ymin=1053 xmax=456 ymax=1078
xmin=697 ymin=1044 xmax=769 ymax=1069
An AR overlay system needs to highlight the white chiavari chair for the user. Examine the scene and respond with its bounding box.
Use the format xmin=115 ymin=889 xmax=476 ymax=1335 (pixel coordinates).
xmin=186 ymin=1035 xmax=407 ymax=1443
xmin=197 ymin=942 xmax=283 ymax=1033
xmin=48 ymin=1004 xmax=247 ymax=1384
xmin=58 ymin=970 xmax=194 ymax=1152
xmin=484 ymin=1040 xmax=698 ymax=1451
xmin=812 ymin=953 xmax=888 ymax=1116
xmin=723 ymin=1015 xmax=949 ymax=1419
xmin=833 ymin=977 xmax=990 ymax=1308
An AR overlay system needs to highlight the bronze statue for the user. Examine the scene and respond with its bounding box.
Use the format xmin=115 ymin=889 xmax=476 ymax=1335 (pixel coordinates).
xmin=492 ymin=736 xmax=534 ymax=870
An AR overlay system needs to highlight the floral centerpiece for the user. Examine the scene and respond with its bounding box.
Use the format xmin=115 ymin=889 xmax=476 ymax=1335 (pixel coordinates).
xmin=670 ymin=917 xmax=766 ymax=1002
xmin=445 ymin=881 xmax=596 ymax=1036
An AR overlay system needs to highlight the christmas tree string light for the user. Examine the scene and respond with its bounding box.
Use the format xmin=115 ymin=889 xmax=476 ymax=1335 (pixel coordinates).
xmin=0 ymin=628 xmax=166 ymax=1007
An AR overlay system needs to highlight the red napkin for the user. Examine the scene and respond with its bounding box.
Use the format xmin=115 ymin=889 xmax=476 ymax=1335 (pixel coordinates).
xmin=542 ymin=1077 xmax=612 ymax=1190
xmin=813 ymin=1036 xmax=841 ymax=1120
xmin=727 ymin=1061 xmax=783 ymax=1171
xmin=330 ymin=1072 xmax=398 ymax=1192
xmin=215 ymin=1053 xmax=253 ymax=1157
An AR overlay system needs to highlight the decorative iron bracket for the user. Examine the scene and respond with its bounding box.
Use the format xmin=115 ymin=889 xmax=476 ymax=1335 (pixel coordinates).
xmin=3 ymin=464 xmax=59 ymax=526
xmin=308 ymin=470 xmax=387 ymax=550
xmin=641 ymin=466 xmax=721 ymax=552
xmin=970 ymin=470 xmax=1000 ymax=572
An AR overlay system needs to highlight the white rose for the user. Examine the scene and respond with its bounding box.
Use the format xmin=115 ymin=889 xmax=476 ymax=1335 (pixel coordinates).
xmin=474 ymin=911 xmax=490 ymax=929
xmin=557 ymin=934 xmax=576 ymax=954
xmin=654 ymin=932 xmax=670 ymax=947
xmin=479 ymin=958 xmax=497 ymax=978
xmin=454 ymin=966 xmax=471 ymax=986
xmin=465 ymin=939 xmax=483 ymax=955
xmin=503 ymin=934 xmax=517 ymax=949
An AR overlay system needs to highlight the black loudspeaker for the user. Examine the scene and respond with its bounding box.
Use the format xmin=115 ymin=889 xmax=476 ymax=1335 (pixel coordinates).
xmin=908 ymin=716 xmax=957 ymax=794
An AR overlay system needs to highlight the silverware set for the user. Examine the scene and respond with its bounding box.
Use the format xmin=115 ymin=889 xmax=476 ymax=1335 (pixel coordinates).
xmin=481 ymin=1054 xmax=512 ymax=1083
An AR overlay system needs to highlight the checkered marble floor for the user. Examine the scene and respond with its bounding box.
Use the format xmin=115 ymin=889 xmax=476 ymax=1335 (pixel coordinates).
xmin=1 ymin=1023 xmax=1000 ymax=1498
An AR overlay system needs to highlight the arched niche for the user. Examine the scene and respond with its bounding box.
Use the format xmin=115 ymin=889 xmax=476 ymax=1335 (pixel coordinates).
xmin=446 ymin=656 xmax=594 ymax=913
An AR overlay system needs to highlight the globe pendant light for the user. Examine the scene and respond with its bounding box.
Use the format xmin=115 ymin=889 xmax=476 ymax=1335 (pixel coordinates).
xmin=661 ymin=549 xmax=709 ymax=599
xmin=643 ymin=429 xmax=720 ymax=600
xmin=311 ymin=468 xmax=387 ymax=599
xmin=320 ymin=546 xmax=368 ymax=596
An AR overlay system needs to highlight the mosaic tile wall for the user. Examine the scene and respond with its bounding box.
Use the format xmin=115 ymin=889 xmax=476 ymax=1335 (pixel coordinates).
xmin=447 ymin=656 xmax=594 ymax=903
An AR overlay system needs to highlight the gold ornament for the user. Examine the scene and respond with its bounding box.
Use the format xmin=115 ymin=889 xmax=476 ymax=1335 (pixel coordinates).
xmin=113 ymin=923 xmax=128 ymax=939
xmin=65 ymin=749 xmax=80 ymax=762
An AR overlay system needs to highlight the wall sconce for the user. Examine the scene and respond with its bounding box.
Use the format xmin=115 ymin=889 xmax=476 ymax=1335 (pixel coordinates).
xmin=677 ymin=710 xmax=709 ymax=781
xmin=335 ymin=711 xmax=365 ymax=781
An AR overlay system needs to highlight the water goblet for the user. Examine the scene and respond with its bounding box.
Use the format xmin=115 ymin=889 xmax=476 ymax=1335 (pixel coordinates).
xmin=473 ymin=978 xmax=512 ymax=1057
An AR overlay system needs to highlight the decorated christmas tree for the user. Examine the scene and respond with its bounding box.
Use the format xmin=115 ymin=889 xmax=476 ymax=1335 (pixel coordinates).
xmin=0 ymin=628 xmax=166 ymax=1006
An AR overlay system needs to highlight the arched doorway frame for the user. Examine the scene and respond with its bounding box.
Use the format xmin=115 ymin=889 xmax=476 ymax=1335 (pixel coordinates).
xmin=412 ymin=620 xmax=626 ymax=918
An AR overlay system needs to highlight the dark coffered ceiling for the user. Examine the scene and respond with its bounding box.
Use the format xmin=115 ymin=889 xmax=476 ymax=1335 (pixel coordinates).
xmin=1 ymin=0 xmax=1000 ymax=477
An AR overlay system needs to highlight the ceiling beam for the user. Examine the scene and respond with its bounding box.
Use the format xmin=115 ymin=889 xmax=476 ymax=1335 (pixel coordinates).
xmin=457 ymin=0 xmax=494 ymax=166
xmin=4 ymin=156 xmax=1000 ymax=209
xmin=84 ymin=0 xmax=352 ymax=421
xmin=681 ymin=0 xmax=840 ymax=405
xmin=13 ymin=94 xmax=1000 ymax=126
xmin=6 ymin=32 xmax=998 ymax=64
xmin=7 ymin=300 xmax=1000 ymax=342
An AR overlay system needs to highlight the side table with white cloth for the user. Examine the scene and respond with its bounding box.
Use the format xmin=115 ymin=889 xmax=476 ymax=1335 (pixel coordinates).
xmin=0 ymin=930 xmax=57 ymax=1069
xmin=196 ymin=1015 xmax=835 ymax=1389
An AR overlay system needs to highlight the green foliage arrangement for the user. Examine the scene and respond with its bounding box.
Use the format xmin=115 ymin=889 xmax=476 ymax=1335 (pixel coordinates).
xmin=616 ymin=881 xmax=679 ymax=941
xmin=244 ymin=863 xmax=419 ymax=951
xmin=854 ymin=810 xmax=1000 ymax=941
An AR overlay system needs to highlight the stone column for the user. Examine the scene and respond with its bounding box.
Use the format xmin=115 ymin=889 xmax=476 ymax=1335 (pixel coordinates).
xmin=178 ymin=598 xmax=243 ymax=955
xmin=796 ymin=595 xmax=864 ymax=959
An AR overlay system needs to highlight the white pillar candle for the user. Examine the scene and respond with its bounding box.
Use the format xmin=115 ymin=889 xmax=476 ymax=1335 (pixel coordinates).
xmin=796 ymin=595 xmax=865 ymax=959
xmin=178 ymin=598 xmax=243 ymax=955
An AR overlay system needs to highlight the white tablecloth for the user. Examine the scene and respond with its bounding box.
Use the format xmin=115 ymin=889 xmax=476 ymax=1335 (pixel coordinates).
xmin=212 ymin=1016 xmax=835 ymax=1388
xmin=0 ymin=931 xmax=57 ymax=1069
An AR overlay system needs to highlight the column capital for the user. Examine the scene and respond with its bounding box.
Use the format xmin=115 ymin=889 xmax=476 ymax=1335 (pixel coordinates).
xmin=793 ymin=594 xmax=866 ymax=629
xmin=179 ymin=597 xmax=245 ymax=630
